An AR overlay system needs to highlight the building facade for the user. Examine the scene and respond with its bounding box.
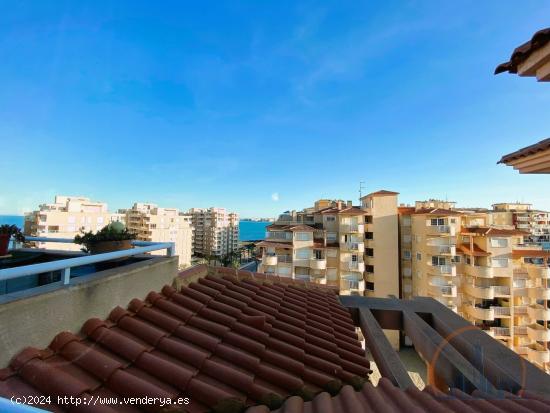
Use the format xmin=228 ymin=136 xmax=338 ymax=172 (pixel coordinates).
xmin=491 ymin=202 xmax=550 ymax=246
xmin=124 ymin=203 xmax=193 ymax=268
xmin=188 ymin=207 xmax=239 ymax=258
xmin=258 ymin=195 xmax=400 ymax=348
xmin=24 ymin=196 xmax=124 ymax=251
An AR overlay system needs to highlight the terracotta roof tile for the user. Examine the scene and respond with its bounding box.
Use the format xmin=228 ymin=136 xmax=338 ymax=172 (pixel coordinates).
xmin=413 ymin=208 xmax=462 ymax=216
xmin=0 ymin=273 xmax=369 ymax=412
xmin=495 ymin=28 xmax=550 ymax=75
xmin=361 ymin=189 xmax=399 ymax=198
xmin=461 ymin=227 xmax=529 ymax=236
xmin=457 ymin=244 xmax=491 ymax=257
xmin=498 ymin=137 xmax=550 ymax=164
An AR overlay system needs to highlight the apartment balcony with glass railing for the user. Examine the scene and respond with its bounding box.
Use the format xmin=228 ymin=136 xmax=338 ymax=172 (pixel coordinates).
xmin=428 ymin=263 xmax=457 ymax=276
xmin=309 ymin=257 xmax=327 ymax=270
xmin=464 ymin=303 xmax=494 ymax=320
xmin=489 ymin=327 xmax=510 ymax=338
xmin=426 ymin=241 xmax=456 ymax=256
xmin=526 ymin=343 xmax=550 ymax=365
xmin=340 ymin=241 xmax=365 ymax=253
xmin=341 ymin=261 xmax=365 ymax=272
xmin=428 ymin=283 xmax=457 ymax=297
xmin=339 ymin=223 xmax=364 ymax=233
xmin=426 ymin=224 xmax=457 ymax=236
xmin=340 ymin=278 xmax=365 ymax=293
xmin=263 ymin=253 xmax=278 ymax=266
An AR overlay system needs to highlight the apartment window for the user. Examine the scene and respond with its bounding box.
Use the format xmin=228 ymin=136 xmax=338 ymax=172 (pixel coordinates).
xmin=295 ymin=249 xmax=310 ymax=259
xmin=451 ymin=256 xmax=461 ymax=263
xmin=277 ymin=266 xmax=291 ymax=276
xmin=366 ymin=265 xmax=374 ymax=273
xmin=365 ymin=215 xmax=373 ymax=224
xmin=326 ymin=248 xmax=337 ymax=258
xmin=402 ymin=217 xmax=411 ymax=226
xmin=403 ymin=267 xmax=412 ymax=277
xmin=351 ymin=254 xmax=358 ymax=262
xmin=314 ymin=250 xmax=323 ymax=259
xmin=415 ymin=235 xmax=422 ymax=243
xmin=403 ymin=284 xmax=412 ymax=293
xmin=490 ymin=238 xmax=508 ymax=248
xmin=365 ymin=232 xmax=374 ymax=240
xmin=366 ymin=248 xmax=374 ymax=257
xmin=366 ymin=282 xmax=375 ymax=291
xmin=327 ymin=232 xmax=337 ymax=242
xmin=403 ymin=235 xmax=411 ymax=243
xmin=416 ymin=252 xmax=422 ymax=261
xmin=462 ymin=236 xmax=470 ymax=243
xmin=450 ymin=218 xmax=456 ymax=224
xmin=432 ymin=256 xmax=445 ymax=266
xmin=466 ymin=257 xmax=472 ymax=265
xmin=430 ymin=218 xmax=445 ymax=226
xmin=325 ymin=216 xmax=336 ymax=222
xmin=491 ymin=257 xmax=508 ymax=268
xmin=403 ymin=250 xmax=411 ymax=260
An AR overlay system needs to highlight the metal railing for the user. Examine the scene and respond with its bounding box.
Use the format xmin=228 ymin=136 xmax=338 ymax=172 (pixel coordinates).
xmin=0 ymin=236 xmax=175 ymax=285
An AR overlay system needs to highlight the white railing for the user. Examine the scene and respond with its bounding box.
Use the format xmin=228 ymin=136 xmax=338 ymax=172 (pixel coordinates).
xmin=1 ymin=236 xmax=175 ymax=286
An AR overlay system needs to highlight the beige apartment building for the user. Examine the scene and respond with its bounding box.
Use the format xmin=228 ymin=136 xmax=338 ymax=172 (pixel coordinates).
xmin=399 ymin=200 xmax=550 ymax=372
xmin=258 ymin=194 xmax=400 ymax=348
xmin=188 ymin=207 xmax=239 ymax=258
xmin=123 ymin=203 xmax=193 ymax=268
xmin=491 ymin=202 xmax=550 ymax=245
xmin=24 ymin=196 xmax=124 ymax=251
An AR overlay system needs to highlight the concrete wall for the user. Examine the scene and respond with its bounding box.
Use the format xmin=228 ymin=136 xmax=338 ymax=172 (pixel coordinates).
xmin=0 ymin=256 xmax=178 ymax=366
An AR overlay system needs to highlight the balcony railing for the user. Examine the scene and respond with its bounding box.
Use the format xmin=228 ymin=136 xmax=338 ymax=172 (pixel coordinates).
xmin=490 ymin=327 xmax=510 ymax=337
xmin=1 ymin=237 xmax=175 ymax=286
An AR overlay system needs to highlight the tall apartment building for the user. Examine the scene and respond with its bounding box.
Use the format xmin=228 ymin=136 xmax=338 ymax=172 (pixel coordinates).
xmin=123 ymin=203 xmax=193 ymax=268
xmin=491 ymin=202 xmax=550 ymax=246
xmin=399 ymin=200 xmax=550 ymax=372
xmin=24 ymin=196 xmax=124 ymax=251
xmin=258 ymin=194 xmax=400 ymax=348
xmin=188 ymin=208 xmax=239 ymax=258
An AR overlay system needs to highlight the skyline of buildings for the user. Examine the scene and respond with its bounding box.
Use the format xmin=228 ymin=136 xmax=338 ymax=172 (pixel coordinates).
xmin=258 ymin=193 xmax=550 ymax=372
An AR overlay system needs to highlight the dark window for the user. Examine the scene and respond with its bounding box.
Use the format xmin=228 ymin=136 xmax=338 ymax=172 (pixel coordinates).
xmin=365 ymin=215 xmax=373 ymax=224
xmin=366 ymin=248 xmax=374 ymax=257
xmin=366 ymin=265 xmax=374 ymax=273
xmin=365 ymin=232 xmax=374 ymax=240
xmin=366 ymin=281 xmax=375 ymax=291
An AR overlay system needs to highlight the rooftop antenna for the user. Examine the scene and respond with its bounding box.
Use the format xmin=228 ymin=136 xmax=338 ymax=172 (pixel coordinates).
xmin=359 ymin=181 xmax=366 ymax=200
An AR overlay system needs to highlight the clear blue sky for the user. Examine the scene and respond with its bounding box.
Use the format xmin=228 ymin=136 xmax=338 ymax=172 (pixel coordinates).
xmin=1 ymin=1 xmax=549 ymax=217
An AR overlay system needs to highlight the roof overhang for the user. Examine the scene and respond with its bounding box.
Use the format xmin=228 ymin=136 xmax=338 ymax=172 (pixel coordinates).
xmin=498 ymin=138 xmax=550 ymax=174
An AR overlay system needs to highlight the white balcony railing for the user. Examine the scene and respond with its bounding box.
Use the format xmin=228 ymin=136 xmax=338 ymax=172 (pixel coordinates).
xmin=0 ymin=237 xmax=175 ymax=286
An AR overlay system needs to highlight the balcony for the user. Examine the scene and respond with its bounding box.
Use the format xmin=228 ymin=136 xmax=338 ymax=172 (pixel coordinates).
xmin=514 ymin=305 xmax=528 ymax=316
xmin=426 ymin=243 xmax=456 ymax=256
xmin=526 ymin=343 xmax=550 ymax=365
xmin=340 ymin=224 xmax=364 ymax=233
xmin=492 ymin=306 xmax=511 ymax=317
xmin=463 ymin=283 xmax=494 ymax=299
xmin=427 ymin=225 xmax=456 ymax=236
xmin=527 ymin=266 xmax=550 ymax=279
xmin=515 ymin=326 xmax=528 ymax=336
xmin=494 ymin=286 xmax=511 ymax=297
xmin=489 ymin=327 xmax=510 ymax=338
xmin=528 ymin=304 xmax=550 ymax=320
xmin=528 ymin=287 xmax=550 ymax=300
xmin=527 ymin=324 xmax=550 ymax=342
xmin=464 ymin=265 xmax=494 ymax=278
xmin=341 ymin=242 xmax=365 ymax=253
xmin=263 ymin=254 xmax=278 ymax=266
xmin=309 ymin=257 xmax=327 ymax=270
xmin=341 ymin=261 xmax=365 ymax=272
xmin=340 ymin=278 xmax=365 ymax=292
xmin=428 ymin=264 xmax=457 ymax=276
xmin=464 ymin=304 xmax=494 ymax=320
xmin=428 ymin=284 xmax=457 ymax=297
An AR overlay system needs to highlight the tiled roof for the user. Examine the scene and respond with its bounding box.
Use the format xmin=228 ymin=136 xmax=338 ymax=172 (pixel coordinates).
xmin=498 ymin=137 xmax=550 ymax=164
xmin=412 ymin=208 xmax=461 ymax=216
xmin=266 ymin=224 xmax=317 ymax=232
xmin=461 ymin=227 xmax=529 ymax=236
xmin=512 ymin=249 xmax=550 ymax=258
xmin=398 ymin=206 xmax=416 ymax=214
xmin=246 ymin=377 xmax=550 ymax=413
xmin=256 ymin=240 xmax=293 ymax=249
xmin=495 ymin=28 xmax=550 ymax=74
xmin=361 ymin=190 xmax=399 ymax=199
xmin=0 ymin=273 xmax=370 ymax=412
xmin=457 ymin=243 xmax=491 ymax=257
xmin=318 ymin=207 xmax=365 ymax=216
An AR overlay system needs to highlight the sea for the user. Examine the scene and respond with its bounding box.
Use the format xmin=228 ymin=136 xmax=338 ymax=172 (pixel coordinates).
xmin=0 ymin=215 xmax=269 ymax=242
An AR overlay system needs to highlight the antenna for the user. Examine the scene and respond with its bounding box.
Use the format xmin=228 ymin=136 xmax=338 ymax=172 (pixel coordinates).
xmin=359 ymin=181 xmax=366 ymax=200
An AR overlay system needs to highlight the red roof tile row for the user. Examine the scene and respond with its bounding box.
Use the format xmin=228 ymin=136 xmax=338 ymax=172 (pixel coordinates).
xmin=495 ymin=28 xmax=550 ymax=74
xmin=0 ymin=274 xmax=369 ymax=412
xmin=247 ymin=377 xmax=550 ymax=413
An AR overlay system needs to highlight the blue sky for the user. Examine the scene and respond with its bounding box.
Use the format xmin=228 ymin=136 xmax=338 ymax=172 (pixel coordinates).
xmin=0 ymin=1 xmax=549 ymax=217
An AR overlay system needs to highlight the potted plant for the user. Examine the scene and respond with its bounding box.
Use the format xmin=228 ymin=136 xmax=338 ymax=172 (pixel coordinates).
xmin=74 ymin=222 xmax=135 ymax=254
xmin=0 ymin=225 xmax=25 ymax=256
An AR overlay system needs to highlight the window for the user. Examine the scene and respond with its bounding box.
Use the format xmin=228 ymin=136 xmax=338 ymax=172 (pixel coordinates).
xmin=295 ymin=232 xmax=312 ymax=241
xmin=430 ymin=218 xmax=445 ymax=226
xmin=491 ymin=238 xmax=508 ymax=248
xmin=403 ymin=267 xmax=412 ymax=277
xmin=492 ymin=257 xmax=508 ymax=268
xmin=366 ymin=265 xmax=374 ymax=273
xmin=403 ymin=250 xmax=411 ymax=260
xmin=365 ymin=232 xmax=374 ymax=240
xmin=450 ymin=218 xmax=456 ymax=224
xmin=432 ymin=256 xmax=445 ymax=266
xmin=326 ymin=232 xmax=337 ymax=242
xmin=366 ymin=282 xmax=375 ymax=291
xmin=402 ymin=217 xmax=411 ymax=226
xmin=403 ymin=235 xmax=411 ymax=243
xmin=325 ymin=216 xmax=336 ymax=222
xmin=295 ymin=249 xmax=310 ymax=259
xmin=415 ymin=235 xmax=422 ymax=243
xmin=416 ymin=252 xmax=422 ymax=261
xmin=314 ymin=250 xmax=323 ymax=259
xmin=351 ymin=254 xmax=358 ymax=262
xmin=403 ymin=284 xmax=412 ymax=293
xmin=365 ymin=215 xmax=373 ymax=224
xmin=366 ymin=248 xmax=374 ymax=257
xmin=451 ymin=256 xmax=461 ymax=263
xmin=326 ymin=248 xmax=337 ymax=258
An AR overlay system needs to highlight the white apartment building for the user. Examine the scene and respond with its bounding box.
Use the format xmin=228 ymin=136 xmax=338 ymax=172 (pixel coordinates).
xmin=24 ymin=196 xmax=124 ymax=251
xmin=124 ymin=203 xmax=193 ymax=268
xmin=188 ymin=207 xmax=239 ymax=258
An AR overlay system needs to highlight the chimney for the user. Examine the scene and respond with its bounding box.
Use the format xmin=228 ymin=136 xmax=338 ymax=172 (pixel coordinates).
xmin=336 ymin=201 xmax=343 ymax=210
xmin=347 ymin=200 xmax=352 ymax=207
